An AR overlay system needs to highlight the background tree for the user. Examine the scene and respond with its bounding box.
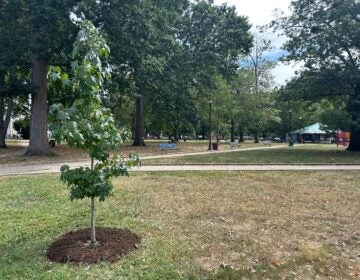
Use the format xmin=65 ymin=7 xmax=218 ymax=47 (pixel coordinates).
xmin=0 ymin=1 xmax=30 ymax=148
xmin=1 ymin=0 xmax=80 ymax=154
xmin=230 ymin=69 xmax=257 ymax=142
xmin=276 ymin=78 xmax=351 ymax=138
xmin=95 ymin=0 xmax=189 ymax=146
xmin=272 ymin=0 xmax=360 ymax=150
xmin=168 ymin=1 xmax=253 ymax=142
xmin=242 ymin=36 xmax=277 ymax=142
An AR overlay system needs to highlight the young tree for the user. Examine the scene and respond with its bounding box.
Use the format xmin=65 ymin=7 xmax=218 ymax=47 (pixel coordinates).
xmin=50 ymin=21 xmax=139 ymax=245
xmin=272 ymin=0 xmax=360 ymax=150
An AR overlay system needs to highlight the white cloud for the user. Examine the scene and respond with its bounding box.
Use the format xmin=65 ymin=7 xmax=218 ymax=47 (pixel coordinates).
xmin=214 ymin=0 xmax=291 ymax=27
xmin=214 ymin=0 xmax=301 ymax=86
xmin=272 ymin=61 xmax=303 ymax=86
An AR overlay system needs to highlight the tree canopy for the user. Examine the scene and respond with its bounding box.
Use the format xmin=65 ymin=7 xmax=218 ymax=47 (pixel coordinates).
xmin=272 ymin=0 xmax=360 ymax=150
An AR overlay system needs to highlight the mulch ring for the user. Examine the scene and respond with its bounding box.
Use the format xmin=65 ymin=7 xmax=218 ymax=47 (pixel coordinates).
xmin=47 ymin=228 xmax=140 ymax=264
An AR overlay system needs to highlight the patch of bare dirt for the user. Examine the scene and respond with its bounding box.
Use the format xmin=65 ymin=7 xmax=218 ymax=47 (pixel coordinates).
xmin=47 ymin=228 xmax=140 ymax=264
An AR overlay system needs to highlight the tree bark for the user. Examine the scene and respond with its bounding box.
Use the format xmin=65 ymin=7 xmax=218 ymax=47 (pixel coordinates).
xmin=133 ymin=94 xmax=145 ymax=146
xmin=90 ymin=157 xmax=96 ymax=245
xmin=27 ymin=25 xmax=50 ymax=155
xmin=348 ymin=127 xmax=360 ymax=151
xmin=230 ymin=118 xmax=235 ymax=142
xmin=0 ymin=96 xmax=14 ymax=148
xmin=254 ymin=131 xmax=259 ymax=143
xmin=239 ymin=128 xmax=244 ymax=142
xmin=26 ymin=55 xmax=50 ymax=155
xmin=0 ymin=73 xmax=14 ymax=148
xmin=348 ymin=86 xmax=360 ymax=151
xmin=90 ymin=196 xmax=96 ymax=245
xmin=131 ymin=112 xmax=135 ymax=140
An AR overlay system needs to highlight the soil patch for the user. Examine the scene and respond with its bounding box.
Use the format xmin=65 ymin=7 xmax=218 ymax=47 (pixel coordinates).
xmin=47 ymin=228 xmax=140 ymax=264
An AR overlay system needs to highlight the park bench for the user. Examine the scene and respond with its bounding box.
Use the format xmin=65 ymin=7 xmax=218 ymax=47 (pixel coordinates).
xmin=229 ymin=141 xmax=239 ymax=148
xmin=158 ymin=143 xmax=177 ymax=150
xmin=260 ymin=140 xmax=272 ymax=145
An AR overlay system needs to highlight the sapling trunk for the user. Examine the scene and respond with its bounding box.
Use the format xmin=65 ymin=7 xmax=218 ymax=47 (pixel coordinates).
xmin=90 ymin=157 xmax=96 ymax=245
xmin=90 ymin=196 xmax=96 ymax=245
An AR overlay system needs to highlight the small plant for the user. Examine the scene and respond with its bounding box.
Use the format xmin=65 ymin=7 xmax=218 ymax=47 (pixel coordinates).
xmin=50 ymin=20 xmax=139 ymax=246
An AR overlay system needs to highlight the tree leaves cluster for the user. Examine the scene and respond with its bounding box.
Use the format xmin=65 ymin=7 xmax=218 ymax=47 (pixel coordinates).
xmin=1 ymin=0 xmax=254 ymax=150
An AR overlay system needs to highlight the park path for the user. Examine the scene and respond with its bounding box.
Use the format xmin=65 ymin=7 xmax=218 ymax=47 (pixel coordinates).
xmin=1 ymin=162 xmax=360 ymax=176
xmin=1 ymin=144 xmax=359 ymax=176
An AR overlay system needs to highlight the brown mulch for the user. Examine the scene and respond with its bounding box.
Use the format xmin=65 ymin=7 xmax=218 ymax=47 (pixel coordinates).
xmin=47 ymin=228 xmax=140 ymax=264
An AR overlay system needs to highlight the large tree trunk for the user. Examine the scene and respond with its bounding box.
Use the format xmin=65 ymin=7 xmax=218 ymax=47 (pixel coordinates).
xmin=0 ymin=96 xmax=14 ymax=149
xmin=133 ymin=94 xmax=145 ymax=146
xmin=254 ymin=130 xmax=259 ymax=143
xmin=239 ymin=128 xmax=244 ymax=142
xmin=348 ymin=127 xmax=360 ymax=151
xmin=0 ymin=72 xmax=14 ymax=148
xmin=0 ymin=72 xmax=13 ymax=148
xmin=230 ymin=118 xmax=235 ymax=142
xmin=348 ymin=86 xmax=360 ymax=151
xmin=26 ymin=56 xmax=50 ymax=155
xmin=131 ymin=112 xmax=135 ymax=140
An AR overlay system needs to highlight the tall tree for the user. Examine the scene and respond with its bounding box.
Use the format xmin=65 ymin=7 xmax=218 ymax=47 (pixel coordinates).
xmin=96 ymin=0 xmax=188 ymax=146
xmin=28 ymin=1 xmax=80 ymax=155
xmin=178 ymin=1 xmax=252 ymax=142
xmin=0 ymin=1 xmax=29 ymax=148
xmin=0 ymin=73 xmax=13 ymax=148
xmin=243 ymin=36 xmax=277 ymax=142
xmin=1 ymin=1 xmax=79 ymax=154
xmin=273 ymin=0 xmax=360 ymax=150
xmin=180 ymin=1 xmax=252 ymax=87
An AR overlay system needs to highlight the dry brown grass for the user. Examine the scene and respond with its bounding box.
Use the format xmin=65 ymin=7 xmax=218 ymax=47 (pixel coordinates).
xmin=1 ymin=171 xmax=359 ymax=278
xmin=113 ymin=171 xmax=360 ymax=278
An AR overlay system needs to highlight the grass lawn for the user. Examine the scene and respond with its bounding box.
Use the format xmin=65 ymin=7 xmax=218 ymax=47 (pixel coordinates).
xmin=143 ymin=145 xmax=360 ymax=165
xmin=0 ymin=140 xmax=280 ymax=166
xmin=1 ymin=171 xmax=360 ymax=279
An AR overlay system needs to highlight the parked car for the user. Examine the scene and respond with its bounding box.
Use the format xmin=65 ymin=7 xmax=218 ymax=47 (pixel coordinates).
xmin=272 ymin=137 xmax=282 ymax=143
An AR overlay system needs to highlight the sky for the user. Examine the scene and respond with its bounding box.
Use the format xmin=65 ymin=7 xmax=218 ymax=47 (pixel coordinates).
xmin=214 ymin=0 xmax=303 ymax=86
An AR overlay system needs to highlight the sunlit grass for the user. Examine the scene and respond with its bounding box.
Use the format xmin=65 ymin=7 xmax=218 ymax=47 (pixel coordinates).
xmin=143 ymin=145 xmax=360 ymax=165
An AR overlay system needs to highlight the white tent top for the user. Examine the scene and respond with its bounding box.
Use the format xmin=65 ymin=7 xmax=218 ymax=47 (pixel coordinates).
xmin=292 ymin=123 xmax=327 ymax=134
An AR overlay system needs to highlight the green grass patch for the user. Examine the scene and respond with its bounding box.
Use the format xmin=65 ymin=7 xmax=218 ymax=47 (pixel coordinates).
xmin=1 ymin=171 xmax=359 ymax=279
xmin=143 ymin=145 xmax=360 ymax=165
